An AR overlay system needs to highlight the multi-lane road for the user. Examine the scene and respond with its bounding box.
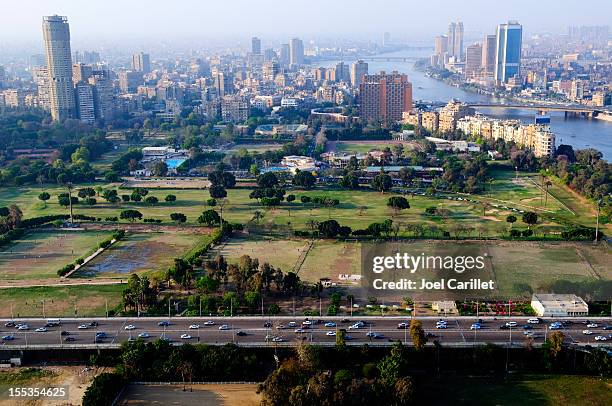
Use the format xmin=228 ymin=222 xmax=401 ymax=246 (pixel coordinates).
xmin=1 ymin=316 xmax=611 ymax=349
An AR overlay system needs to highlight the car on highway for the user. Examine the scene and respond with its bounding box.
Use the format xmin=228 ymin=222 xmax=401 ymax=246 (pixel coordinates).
xmin=470 ymin=323 xmax=481 ymax=330
xmin=236 ymin=331 xmax=247 ymax=336
xmin=499 ymin=324 xmax=509 ymax=330
xmin=159 ymin=336 xmax=172 ymax=342
xmin=78 ymin=324 xmax=89 ymax=329
xmin=95 ymin=332 xmax=106 ymax=338
xmin=4 ymin=322 xmax=15 ymax=328
xmin=189 ymin=324 xmax=200 ymax=329
xmin=325 ymin=322 xmax=336 ymax=328
xmin=1 ymin=335 xmax=15 ymax=341
xmin=366 ymin=331 xmax=382 ymax=338
xmin=64 ymin=337 xmax=76 ymax=342
xmin=527 ymin=318 xmax=540 ymax=324
xmin=397 ymin=323 xmax=408 ymax=329
xmin=436 ymin=323 xmax=448 ymax=329
xmin=157 ymin=321 xmax=170 ymax=327
xmin=138 ymin=332 xmax=150 ymax=338
xmin=276 ymin=324 xmax=286 ymax=330
xmin=60 ymin=331 xmax=70 ymax=336
xmin=181 ymin=334 xmax=192 ymax=340
xmin=89 ymin=321 xmax=99 ymax=327
xmin=582 ymin=330 xmax=593 ymax=335
xmin=326 ymin=331 xmax=336 ymax=336
xmin=549 ymin=322 xmax=562 ymax=330
xmin=17 ymin=324 xmax=29 ymax=330
xmin=586 ymin=323 xmax=598 ymax=328
xmin=594 ymin=336 xmax=607 ymax=341
xmin=263 ymin=322 xmax=272 ymax=328
xmin=127 ymin=337 xmax=136 ymax=342
xmin=294 ymin=328 xmax=306 ymax=334
xmin=272 ymin=337 xmax=284 ymax=342
xmin=35 ymin=327 xmax=47 ymax=332
xmin=523 ymin=325 xmax=533 ymax=330
xmin=218 ymin=325 xmax=229 ymax=330
xmin=603 ymin=325 xmax=612 ymax=330
xmin=124 ymin=325 xmax=136 ymax=330
xmin=204 ymin=321 xmax=215 ymax=326
xmin=288 ymin=322 xmax=297 ymax=328
xmin=505 ymin=322 xmax=518 ymax=327
xmin=302 ymin=320 xmax=312 ymax=326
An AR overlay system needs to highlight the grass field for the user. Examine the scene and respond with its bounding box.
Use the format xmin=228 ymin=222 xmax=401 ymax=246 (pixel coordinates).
xmin=334 ymin=140 xmax=417 ymax=154
xmin=76 ymin=232 xmax=201 ymax=278
xmin=417 ymin=375 xmax=612 ymax=406
xmin=207 ymin=235 xmax=309 ymax=272
xmin=0 ymin=284 xmax=126 ymax=317
xmin=0 ymin=167 xmax=605 ymax=236
xmin=209 ymin=238 xmax=610 ymax=299
xmin=0 ymin=231 xmax=112 ymax=281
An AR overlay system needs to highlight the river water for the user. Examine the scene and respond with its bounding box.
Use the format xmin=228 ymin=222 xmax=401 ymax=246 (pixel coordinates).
xmin=323 ymin=49 xmax=612 ymax=159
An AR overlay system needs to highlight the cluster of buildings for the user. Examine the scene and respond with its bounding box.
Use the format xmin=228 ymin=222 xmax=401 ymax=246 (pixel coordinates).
xmin=456 ymin=115 xmax=555 ymax=157
xmin=432 ymin=20 xmax=522 ymax=86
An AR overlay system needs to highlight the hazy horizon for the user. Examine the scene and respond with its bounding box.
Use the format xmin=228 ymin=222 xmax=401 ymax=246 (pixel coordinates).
xmin=0 ymin=0 xmax=611 ymax=48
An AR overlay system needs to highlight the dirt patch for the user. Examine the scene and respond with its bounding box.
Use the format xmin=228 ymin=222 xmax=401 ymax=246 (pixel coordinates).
xmin=122 ymin=177 xmax=211 ymax=189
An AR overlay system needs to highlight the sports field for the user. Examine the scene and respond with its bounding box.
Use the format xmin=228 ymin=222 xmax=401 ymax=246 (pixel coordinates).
xmin=75 ymin=232 xmax=201 ymax=278
xmin=0 ymin=230 xmax=112 ymax=281
xmin=333 ymin=140 xmax=418 ymax=154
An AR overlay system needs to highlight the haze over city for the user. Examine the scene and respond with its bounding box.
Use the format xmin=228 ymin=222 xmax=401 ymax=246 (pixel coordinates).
xmin=1 ymin=0 xmax=612 ymax=47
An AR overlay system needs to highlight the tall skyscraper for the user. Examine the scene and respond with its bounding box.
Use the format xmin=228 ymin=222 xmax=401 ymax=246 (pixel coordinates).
xmin=350 ymin=60 xmax=368 ymax=87
xmin=280 ymin=44 xmax=290 ymax=66
xmin=251 ymin=37 xmax=261 ymax=55
xmin=447 ymin=22 xmax=464 ymax=60
xmin=289 ymin=38 xmax=304 ymax=67
xmin=359 ymin=71 xmax=413 ymax=123
xmin=464 ymin=44 xmax=482 ymax=78
xmin=481 ymin=34 xmax=497 ymax=76
xmin=75 ymin=81 xmax=95 ymax=124
xmin=212 ymin=69 xmax=234 ymax=97
xmin=132 ymin=52 xmax=151 ymax=73
xmin=434 ymin=35 xmax=448 ymax=56
xmin=42 ymin=15 xmax=76 ymax=121
xmin=495 ymin=21 xmax=522 ymax=84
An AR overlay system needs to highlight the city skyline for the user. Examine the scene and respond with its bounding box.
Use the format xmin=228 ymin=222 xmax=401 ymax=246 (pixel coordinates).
xmin=0 ymin=0 xmax=611 ymax=46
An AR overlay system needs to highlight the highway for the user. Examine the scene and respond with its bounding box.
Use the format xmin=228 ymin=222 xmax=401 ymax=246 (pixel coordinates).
xmin=1 ymin=317 xmax=611 ymax=349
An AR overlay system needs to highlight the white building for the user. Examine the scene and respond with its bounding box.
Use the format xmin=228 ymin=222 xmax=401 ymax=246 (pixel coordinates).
xmin=531 ymin=294 xmax=588 ymax=317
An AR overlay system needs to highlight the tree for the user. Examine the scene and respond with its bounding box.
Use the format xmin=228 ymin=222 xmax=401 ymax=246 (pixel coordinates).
xmin=318 ymin=219 xmax=341 ymax=238
xmin=409 ymin=319 xmax=427 ymax=350
xmin=257 ymin=172 xmax=279 ymax=188
xmin=371 ymin=171 xmax=393 ymax=193
xmin=198 ymin=209 xmax=220 ymax=227
xmin=387 ymin=196 xmax=410 ymax=216
xmin=78 ymin=188 xmax=96 ymax=199
xmin=170 ymin=212 xmax=187 ymax=224
xmin=38 ymin=192 xmax=50 ymax=208
xmin=152 ymin=161 xmax=168 ymax=177
xmin=207 ymin=198 xmax=217 ymax=207
xmin=506 ymin=215 xmax=517 ymax=228
xmin=144 ymin=196 xmax=158 ymax=205
xmin=547 ymin=331 xmax=565 ymax=359
xmin=209 ymin=170 xmax=236 ymax=188
xmin=165 ymin=194 xmax=177 ymax=203
xmin=398 ymin=167 xmax=415 ymax=187
xmin=120 ymin=209 xmax=143 ymax=222
xmin=104 ymin=171 xmax=121 ymax=182
xmin=209 ymin=185 xmax=227 ymax=199
xmin=292 ymin=170 xmax=316 ymax=189
xmin=522 ymin=211 xmax=538 ymax=229
xmin=341 ymin=172 xmax=360 ymax=189
xmin=130 ymin=191 xmax=143 ymax=202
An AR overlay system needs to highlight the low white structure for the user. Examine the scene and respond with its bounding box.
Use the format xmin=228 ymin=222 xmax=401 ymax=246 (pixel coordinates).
xmin=432 ymin=301 xmax=458 ymax=314
xmin=531 ymin=294 xmax=588 ymax=317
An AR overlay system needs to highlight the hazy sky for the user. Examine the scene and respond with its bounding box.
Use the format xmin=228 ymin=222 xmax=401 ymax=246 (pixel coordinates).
xmin=1 ymin=0 xmax=611 ymax=45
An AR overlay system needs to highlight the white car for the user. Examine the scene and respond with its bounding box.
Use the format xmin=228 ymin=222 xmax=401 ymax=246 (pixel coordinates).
xmin=302 ymin=320 xmax=312 ymax=326
xmin=594 ymin=336 xmax=607 ymax=341
xmin=470 ymin=323 xmax=481 ymax=330
xmin=325 ymin=322 xmax=336 ymax=328
xmin=527 ymin=318 xmax=540 ymax=324
xmin=436 ymin=324 xmax=448 ymax=329
xmin=138 ymin=332 xmax=150 ymax=338
xmin=218 ymin=325 xmax=229 ymax=330
xmin=272 ymin=336 xmax=284 ymax=342
xmin=586 ymin=323 xmax=598 ymax=328
xmin=35 ymin=327 xmax=47 ymax=332
xmin=505 ymin=322 xmax=518 ymax=327
xmin=582 ymin=330 xmax=593 ymax=335
xmin=180 ymin=334 xmax=192 ymax=340
xmin=17 ymin=324 xmax=30 ymax=330
xmin=294 ymin=328 xmax=306 ymax=334
xmin=189 ymin=324 xmax=200 ymax=329
xmin=204 ymin=321 xmax=215 ymax=326
xmin=276 ymin=325 xmax=286 ymax=330
xmin=78 ymin=324 xmax=88 ymax=330
xmin=326 ymin=331 xmax=336 ymax=336
xmin=124 ymin=325 xmax=136 ymax=330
